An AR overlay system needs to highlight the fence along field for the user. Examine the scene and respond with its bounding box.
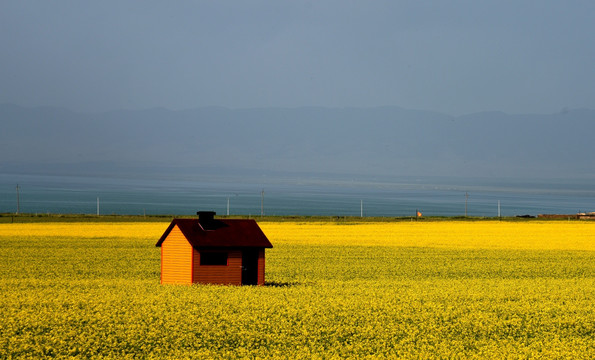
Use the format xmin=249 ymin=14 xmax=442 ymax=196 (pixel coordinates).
xmin=0 ymin=220 xmax=593 ymax=358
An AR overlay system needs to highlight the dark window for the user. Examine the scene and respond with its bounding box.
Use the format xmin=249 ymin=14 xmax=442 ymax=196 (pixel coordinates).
xmin=200 ymin=252 xmax=228 ymax=266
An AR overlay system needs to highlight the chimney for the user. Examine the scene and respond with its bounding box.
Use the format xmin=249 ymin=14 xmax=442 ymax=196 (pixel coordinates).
xmin=197 ymin=211 xmax=216 ymax=223
xmin=197 ymin=211 xmax=223 ymax=231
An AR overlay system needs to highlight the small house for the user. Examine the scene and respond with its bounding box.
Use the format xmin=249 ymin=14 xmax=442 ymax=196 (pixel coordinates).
xmin=156 ymin=211 xmax=273 ymax=285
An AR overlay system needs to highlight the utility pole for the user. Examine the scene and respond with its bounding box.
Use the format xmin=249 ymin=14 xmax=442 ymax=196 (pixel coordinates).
xmin=465 ymin=192 xmax=469 ymax=217
xmin=260 ymin=189 xmax=264 ymax=216
xmin=360 ymin=200 xmax=363 ymax=218
xmin=16 ymin=184 xmax=20 ymax=215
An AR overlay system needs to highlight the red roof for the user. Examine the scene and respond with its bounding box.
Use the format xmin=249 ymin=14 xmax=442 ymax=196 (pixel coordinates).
xmin=155 ymin=218 xmax=273 ymax=249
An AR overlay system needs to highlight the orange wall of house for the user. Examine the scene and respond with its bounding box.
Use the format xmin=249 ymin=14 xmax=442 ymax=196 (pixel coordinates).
xmin=258 ymin=249 xmax=265 ymax=285
xmin=193 ymin=250 xmax=242 ymax=285
xmin=161 ymin=226 xmax=193 ymax=285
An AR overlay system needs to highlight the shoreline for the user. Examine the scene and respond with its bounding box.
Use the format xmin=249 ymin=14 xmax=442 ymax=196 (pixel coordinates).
xmin=1 ymin=212 xmax=591 ymax=223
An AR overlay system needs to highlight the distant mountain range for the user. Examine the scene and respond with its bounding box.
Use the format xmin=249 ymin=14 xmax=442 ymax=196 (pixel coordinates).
xmin=1 ymin=104 xmax=594 ymax=180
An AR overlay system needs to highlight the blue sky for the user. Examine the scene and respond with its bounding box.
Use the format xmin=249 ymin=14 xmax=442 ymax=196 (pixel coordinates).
xmin=1 ymin=0 xmax=593 ymax=115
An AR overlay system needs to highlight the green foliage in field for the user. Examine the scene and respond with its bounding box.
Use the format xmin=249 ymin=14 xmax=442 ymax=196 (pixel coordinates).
xmin=0 ymin=224 xmax=594 ymax=359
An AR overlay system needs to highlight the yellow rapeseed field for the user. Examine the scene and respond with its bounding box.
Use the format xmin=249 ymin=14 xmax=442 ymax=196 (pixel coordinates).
xmin=0 ymin=222 xmax=166 ymax=240
xmin=260 ymin=221 xmax=595 ymax=250
xmin=1 ymin=220 xmax=593 ymax=359
xmin=1 ymin=220 xmax=591 ymax=250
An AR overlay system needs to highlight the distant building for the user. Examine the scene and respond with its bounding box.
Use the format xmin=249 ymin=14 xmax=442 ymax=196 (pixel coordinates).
xmin=156 ymin=211 xmax=273 ymax=285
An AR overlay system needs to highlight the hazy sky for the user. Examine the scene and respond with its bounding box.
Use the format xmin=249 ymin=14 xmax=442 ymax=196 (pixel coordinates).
xmin=1 ymin=1 xmax=593 ymax=116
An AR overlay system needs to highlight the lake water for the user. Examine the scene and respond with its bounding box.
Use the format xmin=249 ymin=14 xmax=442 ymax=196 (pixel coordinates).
xmin=1 ymin=173 xmax=594 ymax=217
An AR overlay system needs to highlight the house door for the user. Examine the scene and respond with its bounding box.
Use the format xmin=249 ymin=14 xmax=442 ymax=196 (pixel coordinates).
xmin=241 ymin=249 xmax=259 ymax=285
